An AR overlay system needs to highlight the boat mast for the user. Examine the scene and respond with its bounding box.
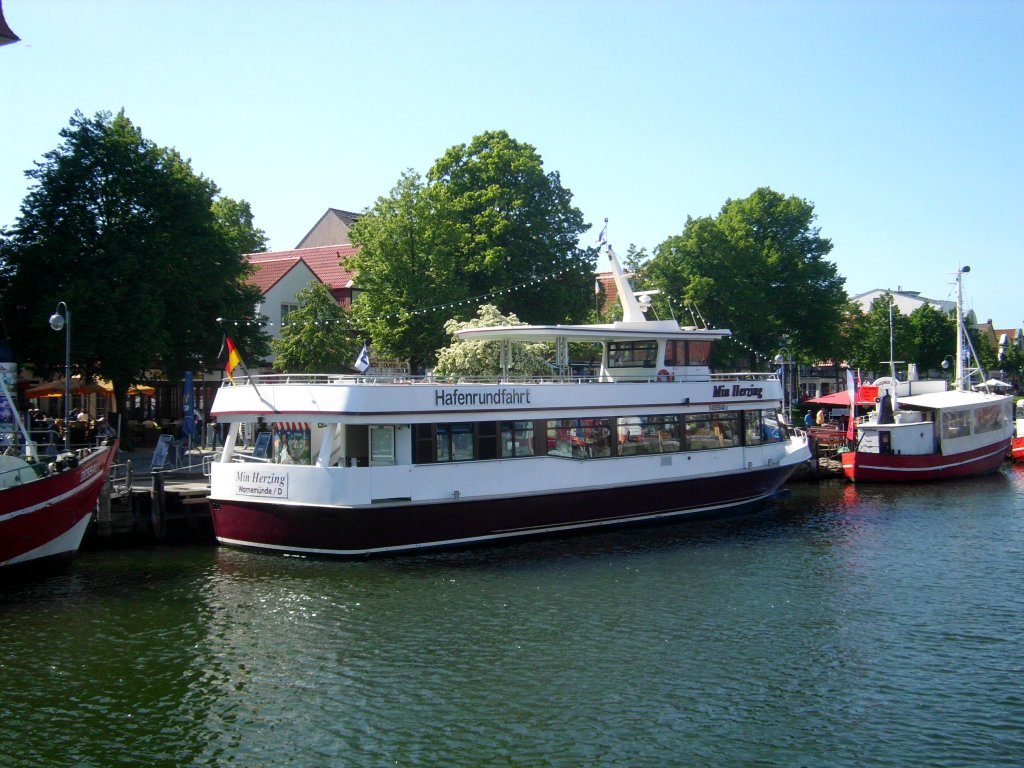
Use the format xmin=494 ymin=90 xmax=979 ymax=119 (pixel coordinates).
xmin=1 ymin=374 xmax=36 ymax=461
xmin=955 ymin=267 xmax=965 ymax=390
xmin=605 ymin=246 xmax=647 ymax=323
xmin=954 ymin=265 xmax=981 ymax=392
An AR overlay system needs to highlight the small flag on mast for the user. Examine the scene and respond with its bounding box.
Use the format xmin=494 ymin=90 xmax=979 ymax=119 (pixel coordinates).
xmin=596 ymin=218 xmax=608 ymax=245
xmin=225 ymin=337 xmax=243 ymax=382
xmin=354 ymin=342 xmax=370 ymax=373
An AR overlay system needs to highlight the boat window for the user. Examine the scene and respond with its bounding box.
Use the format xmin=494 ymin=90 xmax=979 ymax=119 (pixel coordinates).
xmin=941 ymin=409 xmax=971 ymax=439
xmin=436 ymin=422 xmax=475 ymax=462
xmin=684 ymin=413 xmax=737 ymax=450
xmin=500 ymin=421 xmax=534 ymax=457
xmin=687 ymin=341 xmax=711 ymax=366
xmin=761 ymin=409 xmax=782 ymax=444
xmin=477 ymin=421 xmax=498 ymax=460
xmin=744 ymin=411 xmax=764 ymax=445
xmin=663 ymin=340 xmax=713 ymax=367
xmin=616 ymin=415 xmax=680 ymax=455
xmin=711 ymin=412 xmax=741 ymax=448
xmin=414 ymin=424 xmax=434 ymax=463
xmin=369 ymin=425 xmax=396 ymax=466
xmin=272 ymin=423 xmax=311 ymax=464
xmin=607 ymin=341 xmax=658 ymax=368
xmin=547 ymin=418 xmax=612 ymax=458
xmin=974 ymin=404 xmax=1007 ymax=434
xmin=664 ymin=341 xmax=684 ymax=366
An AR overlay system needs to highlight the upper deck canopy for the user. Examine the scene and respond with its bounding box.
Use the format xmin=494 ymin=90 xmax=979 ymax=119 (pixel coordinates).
xmin=897 ymin=390 xmax=1011 ymax=411
xmin=455 ymin=321 xmax=730 ymax=344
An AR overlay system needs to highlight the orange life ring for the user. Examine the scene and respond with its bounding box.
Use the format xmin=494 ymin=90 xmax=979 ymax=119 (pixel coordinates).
xmin=657 ymin=369 xmax=674 ymax=382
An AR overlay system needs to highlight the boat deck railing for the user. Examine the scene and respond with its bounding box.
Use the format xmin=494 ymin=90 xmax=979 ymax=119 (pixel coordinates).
xmin=218 ymin=371 xmax=781 ymax=387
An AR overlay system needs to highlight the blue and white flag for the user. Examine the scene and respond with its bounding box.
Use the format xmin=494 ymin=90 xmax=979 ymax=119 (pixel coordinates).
xmin=354 ymin=342 xmax=370 ymax=373
xmin=596 ymin=218 xmax=608 ymax=245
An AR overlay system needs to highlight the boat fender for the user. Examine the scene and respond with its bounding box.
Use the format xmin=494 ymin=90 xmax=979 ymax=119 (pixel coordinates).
xmin=657 ymin=369 xmax=675 ymax=382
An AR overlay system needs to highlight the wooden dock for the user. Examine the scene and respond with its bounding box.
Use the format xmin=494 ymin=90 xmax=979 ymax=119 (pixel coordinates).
xmin=87 ymin=452 xmax=215 ymax=547
xmin=791 ymin=427 xmax=847 ymax=481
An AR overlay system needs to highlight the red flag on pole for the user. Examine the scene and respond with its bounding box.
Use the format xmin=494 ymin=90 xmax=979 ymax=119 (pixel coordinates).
xmin=225 ymin=337 xmax=242 ymax=382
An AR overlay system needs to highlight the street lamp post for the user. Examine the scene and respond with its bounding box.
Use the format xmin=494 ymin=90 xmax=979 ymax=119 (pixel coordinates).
xmin=48 ymin=301 xmax=71 ymax=451
xmin=774 ymin=348 xmax=793 ymax=426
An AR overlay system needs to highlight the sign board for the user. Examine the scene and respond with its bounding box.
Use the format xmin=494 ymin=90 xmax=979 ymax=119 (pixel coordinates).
xmin=0 ymin=364 xmax=15 ymax=445
xmin=252 ymin=431 xmax=272 ymax=459
xmin=369 ymin=358 xmax=410 ymax=376
xmin=151 ymin=433 xmax=175 ymax=469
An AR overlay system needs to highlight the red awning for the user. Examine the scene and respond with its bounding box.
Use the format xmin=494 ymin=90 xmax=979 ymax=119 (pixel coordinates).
xmin=807 ymin=386 xmax=878 ymax=407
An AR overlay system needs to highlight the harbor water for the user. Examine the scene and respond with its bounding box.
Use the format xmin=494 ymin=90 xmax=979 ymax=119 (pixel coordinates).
xmin=3 ymin=468 xmax=1024 ymax=767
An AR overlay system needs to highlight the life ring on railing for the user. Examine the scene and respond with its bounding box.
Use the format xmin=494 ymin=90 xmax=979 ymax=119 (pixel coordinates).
xmin=657 ymin=369 xmax=675 ymax=382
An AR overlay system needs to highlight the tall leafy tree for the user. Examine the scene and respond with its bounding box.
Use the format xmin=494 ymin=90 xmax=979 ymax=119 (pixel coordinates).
xmin=0 ymin=109 xmax=266 ymax=423
xmin=906 ymin=303 xmax=956 ymax=374
xmin=349 ymin=130 xmax=594 ymax=369
xmin=212 ymin=197 xmax=268 ymax=256
xmin=271 ymin=281 xmax=361 ymax=373
xmin=846 ymin=294 xmax=913 ymax=378
xmin=645 ymin=187 xmax=846 ymax=368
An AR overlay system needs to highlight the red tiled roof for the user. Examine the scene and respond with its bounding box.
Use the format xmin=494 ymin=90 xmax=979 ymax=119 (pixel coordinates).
xmin=248 ymin=256 xmax=301 ymax=293
xmin=246 ymin=244 xmax=360 ymax=293
xmin=596 ymin=272 xmax=619 ymax=314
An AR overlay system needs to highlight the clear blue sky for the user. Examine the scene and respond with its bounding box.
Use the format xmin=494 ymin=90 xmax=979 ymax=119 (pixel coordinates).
xmin=3 ymin=0 xmax=1021 ymax=327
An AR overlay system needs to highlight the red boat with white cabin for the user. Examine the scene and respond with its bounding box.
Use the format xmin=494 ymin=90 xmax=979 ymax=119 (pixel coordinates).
xmin=1010 ymin=398 xmax=1024 ymax=462
xmin=842 ymin=266 xmax=1012 ymax=482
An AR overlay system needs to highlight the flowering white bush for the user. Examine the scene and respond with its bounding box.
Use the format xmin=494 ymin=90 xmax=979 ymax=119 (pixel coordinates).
xmin=434 ymin=305 xmax=551 ymax=379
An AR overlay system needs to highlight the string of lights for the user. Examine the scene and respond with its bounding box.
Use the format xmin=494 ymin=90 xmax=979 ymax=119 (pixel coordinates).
xmin=219 ymin=260 xmax=778 ymax=366
xmin=220 ymin=261 xmax=594 ymax=328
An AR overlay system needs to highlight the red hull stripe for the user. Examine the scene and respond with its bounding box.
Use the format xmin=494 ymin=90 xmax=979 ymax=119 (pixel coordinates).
xmin=841 ymin=440 xmax=1009 ymax=482
xmin=1011 ymin=437 xmax=1024 ymax=462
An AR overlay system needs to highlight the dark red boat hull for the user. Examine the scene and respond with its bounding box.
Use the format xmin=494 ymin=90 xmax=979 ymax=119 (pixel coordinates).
xmin=211 ymin=464 xmax=799 ymax=557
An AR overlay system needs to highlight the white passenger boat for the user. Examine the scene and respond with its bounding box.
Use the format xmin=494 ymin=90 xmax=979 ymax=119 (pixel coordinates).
xmin=208 ymin=246 xmax=810 ymax=557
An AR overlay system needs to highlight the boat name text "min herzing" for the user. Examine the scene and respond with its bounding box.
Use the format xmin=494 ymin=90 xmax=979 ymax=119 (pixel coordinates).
xmin=435 ymin=388 xmax=532 ymax=407
xmin=713 ymin=384 xmax=765 ymax=399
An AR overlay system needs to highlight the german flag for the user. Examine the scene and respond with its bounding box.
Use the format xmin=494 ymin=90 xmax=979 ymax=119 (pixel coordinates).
xmin=225 ymin=337 xmax=242 ymax=382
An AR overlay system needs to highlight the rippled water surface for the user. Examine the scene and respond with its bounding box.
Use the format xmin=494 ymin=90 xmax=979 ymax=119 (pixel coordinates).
xmin=3 ymin=467 xmax=1024 ymax=767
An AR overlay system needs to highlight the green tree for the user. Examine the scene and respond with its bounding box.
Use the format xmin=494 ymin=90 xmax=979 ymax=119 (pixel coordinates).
xmin=645 ymin=187 xmax=846 ymax=369
xmin=969 ymin=324 xmax=1000 ymax=377
xmin=271 ymin=281 xmax=360 ymax=373
xmin=998 ymin=342 xmax=1024 ymax=385
xmin=349 ymin=130 xmax=594 ymax=369
xmin=433 ymin=304 xmax=551 ymax=379
xmin=0 ymin=110 xmax=267 ymax=426
xmin=846 ymin=294 xmax=914 ymax=379
xmin=906 ymin=303 xmax=956 ymax=374
xmin=212 ymin=197 xmax=268 ymax=256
